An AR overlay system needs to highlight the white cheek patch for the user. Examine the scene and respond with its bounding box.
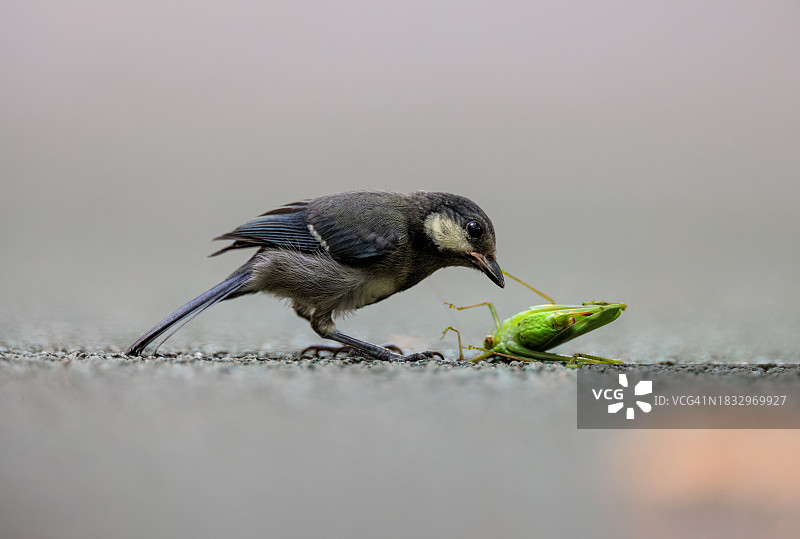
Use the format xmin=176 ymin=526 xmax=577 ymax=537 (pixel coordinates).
xmin=424 ymin=213 xmax=471 ymax=252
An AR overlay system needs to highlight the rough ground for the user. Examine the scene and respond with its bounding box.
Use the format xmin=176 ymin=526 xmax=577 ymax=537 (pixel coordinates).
xmin=2 ymin=349 xmax=799 ymax=539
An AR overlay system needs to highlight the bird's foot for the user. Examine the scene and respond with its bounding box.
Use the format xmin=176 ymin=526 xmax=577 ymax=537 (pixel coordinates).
xmin=300 ymin=343 xmax=403 ymax=359
xmin=300 ymin=344 xmax=350 ymax=358
xmin=389 ymin=350 xmax=445 ymax=362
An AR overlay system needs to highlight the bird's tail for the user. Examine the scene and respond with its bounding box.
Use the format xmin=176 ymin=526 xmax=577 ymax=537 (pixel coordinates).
xmin=125 ymin=271 xmax=251 ymax=356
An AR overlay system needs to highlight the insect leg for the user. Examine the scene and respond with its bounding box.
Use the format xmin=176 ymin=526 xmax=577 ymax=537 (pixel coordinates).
xmin=445 ymin=301 xmax=502 ymax=333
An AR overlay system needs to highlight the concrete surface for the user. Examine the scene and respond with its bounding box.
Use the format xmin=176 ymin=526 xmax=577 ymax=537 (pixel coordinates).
xmin=2 ymin=351 xmax=800 ymax=539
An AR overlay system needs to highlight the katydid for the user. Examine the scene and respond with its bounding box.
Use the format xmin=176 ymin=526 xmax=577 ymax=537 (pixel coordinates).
xmin=442 ymin=271 xmax=625 ymax=366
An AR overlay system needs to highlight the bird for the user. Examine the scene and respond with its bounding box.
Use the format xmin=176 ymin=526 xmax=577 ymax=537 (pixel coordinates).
xmin=125 ymin=190 xmax=504 ymax=360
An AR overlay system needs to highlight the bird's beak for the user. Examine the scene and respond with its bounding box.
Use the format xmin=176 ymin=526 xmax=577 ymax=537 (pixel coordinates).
xmin=469 ymin=252 xmax=505 ymax=288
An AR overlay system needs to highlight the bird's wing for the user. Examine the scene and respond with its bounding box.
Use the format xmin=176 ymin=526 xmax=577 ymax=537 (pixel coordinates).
xmin=211 ymin=197 xmax=401 ymax=262
xmin=210 ymin=201 xmax=321 ymax=257
xmin=304 ymin=211 xmax=400 ymax=262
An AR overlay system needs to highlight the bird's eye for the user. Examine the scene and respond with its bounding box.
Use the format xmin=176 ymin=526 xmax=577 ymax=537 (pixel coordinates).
xmin=466 ymin=221 xmax=483 ymax=239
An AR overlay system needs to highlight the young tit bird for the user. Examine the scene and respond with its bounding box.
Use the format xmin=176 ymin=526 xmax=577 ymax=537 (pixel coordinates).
xmin=126 ymin=190 xmax=504 ymax=360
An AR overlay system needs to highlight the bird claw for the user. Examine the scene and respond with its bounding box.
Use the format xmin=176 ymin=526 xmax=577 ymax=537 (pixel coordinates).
xmin=300 ymin=344 xmax=352 ymax=358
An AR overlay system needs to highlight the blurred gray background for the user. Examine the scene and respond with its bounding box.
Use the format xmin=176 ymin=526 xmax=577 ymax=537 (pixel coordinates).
xmin=2 ymin=0 xmax=798 ymax=360
xmin=2 ymin=1 xmax=800 ymax=538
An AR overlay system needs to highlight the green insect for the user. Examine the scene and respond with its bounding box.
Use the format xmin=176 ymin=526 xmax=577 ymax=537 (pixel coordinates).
xmin=442 ymin=272 xmax=626 ymax=367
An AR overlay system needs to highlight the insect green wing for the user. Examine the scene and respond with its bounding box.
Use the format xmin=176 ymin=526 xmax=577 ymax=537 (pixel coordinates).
xmin=515 ymin=303 xmax=627 ymax=351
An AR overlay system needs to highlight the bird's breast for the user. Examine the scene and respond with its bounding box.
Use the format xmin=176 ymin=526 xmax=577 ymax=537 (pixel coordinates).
xmin=347 ymin=276 xmax=399 ymax=309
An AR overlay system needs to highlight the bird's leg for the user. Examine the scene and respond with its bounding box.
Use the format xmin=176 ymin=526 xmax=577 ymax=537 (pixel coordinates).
xmin=296 ymin=304 xmax=345 ymax=357
xmin=296 ymin=305 xmax=402 ymax=358
xmin=292 ymin=302 xmax=314 ymax=322
xmin=306 ymin=311 xmax=442 ymax=361
xmin=326 ymin=331 xmax=443 ymax=361
xmin=300 ymin=343 xmax=403 ymax=358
